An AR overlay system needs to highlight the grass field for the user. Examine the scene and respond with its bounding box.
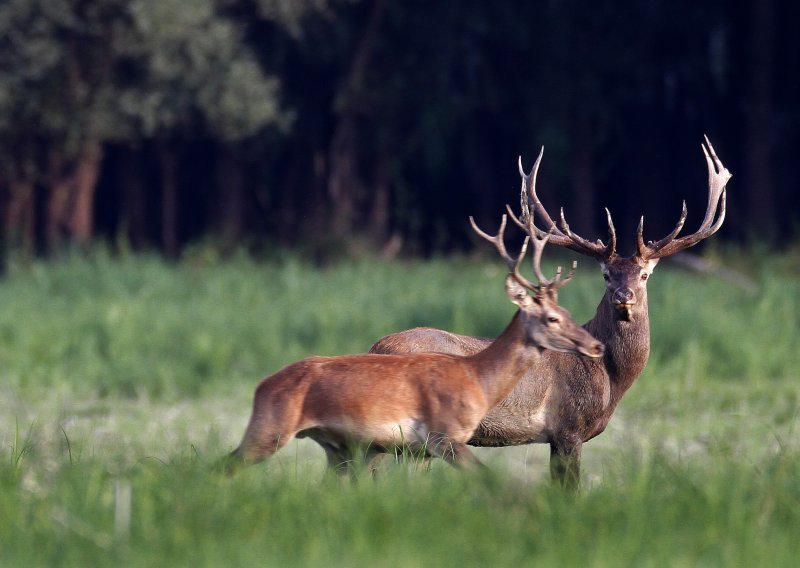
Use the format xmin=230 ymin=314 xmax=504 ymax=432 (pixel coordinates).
xmin=1 ymin=247 xmax=799 ymax=566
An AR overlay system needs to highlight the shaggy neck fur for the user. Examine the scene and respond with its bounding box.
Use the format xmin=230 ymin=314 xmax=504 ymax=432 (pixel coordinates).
xmin=585 ymin=290 xmax=651 ymax=411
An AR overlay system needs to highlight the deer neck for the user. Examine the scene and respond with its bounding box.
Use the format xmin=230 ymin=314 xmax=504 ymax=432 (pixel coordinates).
xmin=585 ymin=292 xmax=651 ymax=408
xmin=468 ymin=311 xmax=541 ymax=407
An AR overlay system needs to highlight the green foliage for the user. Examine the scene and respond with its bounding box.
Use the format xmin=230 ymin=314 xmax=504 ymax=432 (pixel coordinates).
xmin=254 ymin=0 xmax=349 ymax=38
xmin=649 ymin=264 xmax=800 ymax=383
xmin=0 ymin=251 xmax=529 ymax=400
xmin=1 ymin=1 xmax=797 ymax=256
xmin=122 ymin=0 xmax=290 ymax=140
xmin=0 ymin=251 xmax=798 ymax=565
xmin=2 ymin=249 xmax=797 ymax=402
xmin=0 ymin=442 xmax=798 ymax=566
xmin=0 ymin=0 xmax=291 ymax=179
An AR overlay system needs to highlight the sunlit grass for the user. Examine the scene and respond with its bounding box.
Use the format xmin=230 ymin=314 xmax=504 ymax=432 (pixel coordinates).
xmin=1 ymin=248 xmax=798 ymax=566
xmin=1 ymin=439 xmax=798 ymax=567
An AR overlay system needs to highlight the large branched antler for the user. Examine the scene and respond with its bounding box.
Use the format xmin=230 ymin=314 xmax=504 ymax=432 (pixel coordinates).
xmin=636 ymin=135 xmax=730 ymax=260
xmin=512 ymin=233 xmax=578 ymax=295
xmin=469 ymin=214 xmax=517 ymax=272
xmin=511 ymin=148 xmax=617 ymax=261
xmin=470 ymin=213 xmax=576 ymax=296
xmin=512 ymin=137 xmax=730 ymax=262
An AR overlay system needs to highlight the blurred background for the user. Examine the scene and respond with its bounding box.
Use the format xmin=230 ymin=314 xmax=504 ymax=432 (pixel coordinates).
xmin=0 ymin=0 xmax=796 ymax=262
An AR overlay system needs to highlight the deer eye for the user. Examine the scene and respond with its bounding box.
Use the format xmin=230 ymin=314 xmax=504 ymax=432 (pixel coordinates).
xmin=547 ymin=316 xmax=560 ymax=324
xmin=640 ymin=273 xmax=649 ymax=281
xmin=603 ymin=274 xmax=610 ymax=281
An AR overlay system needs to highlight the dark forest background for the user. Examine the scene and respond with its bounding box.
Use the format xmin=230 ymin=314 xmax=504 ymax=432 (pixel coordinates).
xmin=0 ymin=0 xmax=797 ymax=262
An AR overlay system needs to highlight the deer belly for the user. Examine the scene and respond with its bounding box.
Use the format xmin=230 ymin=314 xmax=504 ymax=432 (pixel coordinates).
xmin=469 ymin=408 xmax=550 ymax=446
xmin=299 ymin=418 xmax=433 ymax=448
xmin=372 ymin=418 xmax=432 ymax=446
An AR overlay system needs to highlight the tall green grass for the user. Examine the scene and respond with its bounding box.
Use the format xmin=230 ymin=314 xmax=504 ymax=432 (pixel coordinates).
xmin=0 ymin=251 xmax=524 ymax=400
xmin=1 ymin=446 xmax=798 ymax=567
xmin=1 ymin=248 xmax=798 ymax=566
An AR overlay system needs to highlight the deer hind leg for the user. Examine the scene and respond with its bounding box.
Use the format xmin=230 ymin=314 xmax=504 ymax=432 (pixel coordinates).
xmin=549 ymin=440 xmax=582 ymax=491
xmin=221 ymin=429 xmax=295 ymax=475
xmin=426 ymin=433 xmax=485 ymax=471
xmin=224 ymin=376 xmax=317 ymax=474
xmin=221 ymin=403 xmax=301 ymax=475
xmin=320 ymin=442 xmax=386 ymax=480
xmin=364 ymin=449 xmax=387 ymax=478
xmin=319 ymin=442 xmax=355 ymax=478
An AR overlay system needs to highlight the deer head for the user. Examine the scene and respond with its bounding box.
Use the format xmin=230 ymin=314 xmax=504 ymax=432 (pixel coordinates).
xmin=469 ymin=214 xmax=604 ymax=358
xmin=514 ymin=136 xmax=730 ymax=323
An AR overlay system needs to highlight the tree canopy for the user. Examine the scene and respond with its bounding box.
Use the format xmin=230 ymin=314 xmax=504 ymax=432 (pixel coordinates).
xmin=0 ymin=0 xmax=797 ymax=259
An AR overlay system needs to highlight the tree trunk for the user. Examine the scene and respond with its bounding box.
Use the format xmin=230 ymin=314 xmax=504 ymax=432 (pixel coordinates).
xmin=159 ymin=144 xmax=179 ymax=257
xmin=745 ymin=0 xmax=775 ymax=236
xmin=68 ymin=139 xmax=103 ymax=247
xmin=5 ymin=178 xmax=36 ymax=257
xmin=119 ymin=147 xmax=148 ymax=249
xmin=369 ymin=151 xmax=390 ymax=243
xmin=46 ymin=148 xmax=72 ymax=254
xmin=217 ymin=146 xmax=246 ymax=248
xmin=275 ymin=145 xmax=304 ymax=245
xmin=327 ymin=120 xmax=359 ymax=240
xmin=326 ymin=0 xmax=386 ymax=244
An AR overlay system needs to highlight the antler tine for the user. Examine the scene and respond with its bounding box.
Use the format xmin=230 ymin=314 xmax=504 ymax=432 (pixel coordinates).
xmin=637 ymin=201 xmax=688 ymax=257
xmin=512 ymin=234 xmax=551 ymax=293
xmin=512 ymin=226 xmax=578 ymax=295
xmin=518 ymin=156 xmax=530 ymax=225
xmin=522 ymin=149 xmax=571 ymax=243
xmin=512 ymin=237 xmax=535 ymax=291
xmin=558 ymin=207 xmax=611 ymax=258
xmin=469 ymin=214 xmax=517 ymax=272
xmin=603 ymin=207 xmax=617 ymax=257
xmin=519 ymin=148 xmax=546 ymax=225
xmin=529 ymin=229 xmax=550 ymax=284
xmin=639 ymin=136 xmax=731 ymax=260
xmin=524 ymin=208 xmax=579 ymax=290
xmin=506 ymin=203 xmax=550 ymax=239
xmin=550 ymin=260 xmax=578 ymax=291
xmin=635 ymin=216 xmax=646 ymax=257
xmin=701 ymin=135 xmax=731 ymax=227
xmin=514 ymin=150 xmax=554 ymax=242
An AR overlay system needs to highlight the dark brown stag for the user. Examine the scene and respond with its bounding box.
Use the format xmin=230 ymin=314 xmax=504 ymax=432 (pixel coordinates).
xmin=370 ymin=137 xmax=731 ymax=489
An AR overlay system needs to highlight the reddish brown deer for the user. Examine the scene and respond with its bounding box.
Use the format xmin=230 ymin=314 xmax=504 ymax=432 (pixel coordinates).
xmin=370 ymin=137 xmax=731 ymax=489
xmin=223 ymin=225 xmax=604 ymax=476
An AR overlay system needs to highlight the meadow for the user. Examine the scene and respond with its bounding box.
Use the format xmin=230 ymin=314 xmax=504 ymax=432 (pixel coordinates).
xmin=1 ymin=246 xmax=799 ymax=567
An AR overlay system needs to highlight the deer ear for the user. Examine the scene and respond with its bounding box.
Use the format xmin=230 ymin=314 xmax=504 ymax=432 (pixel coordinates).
xmin=505 ymin=274 xmax=533 ymax=308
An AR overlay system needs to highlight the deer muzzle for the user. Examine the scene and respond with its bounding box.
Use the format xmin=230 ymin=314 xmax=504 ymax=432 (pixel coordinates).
xmin=579 ymin=340 xmax=605 ymax=358
xmin=612 ymin=288 xmax=636 ymax=320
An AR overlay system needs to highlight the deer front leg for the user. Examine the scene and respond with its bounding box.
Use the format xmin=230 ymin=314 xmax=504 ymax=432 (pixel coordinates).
xmin=549 ymin=440 xmax=582 ymax=491
xmin=449 ymin=443 xmax=486 ymax=470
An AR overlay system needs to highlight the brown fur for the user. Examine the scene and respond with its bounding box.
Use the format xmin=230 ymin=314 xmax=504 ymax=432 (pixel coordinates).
xmin=370 ymin=255 xmax=656 ymax=489
xmin=370 ymin=138 xmax=729 ymax=489
xmin=224 ymin=278 xmax=603 ymax=477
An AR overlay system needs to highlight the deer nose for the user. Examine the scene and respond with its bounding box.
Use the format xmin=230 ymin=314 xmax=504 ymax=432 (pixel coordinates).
xmin=579 ymin=339 xmax=605 ymax=358
xmin=612 ymin=288 xmax=636 ymax=305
